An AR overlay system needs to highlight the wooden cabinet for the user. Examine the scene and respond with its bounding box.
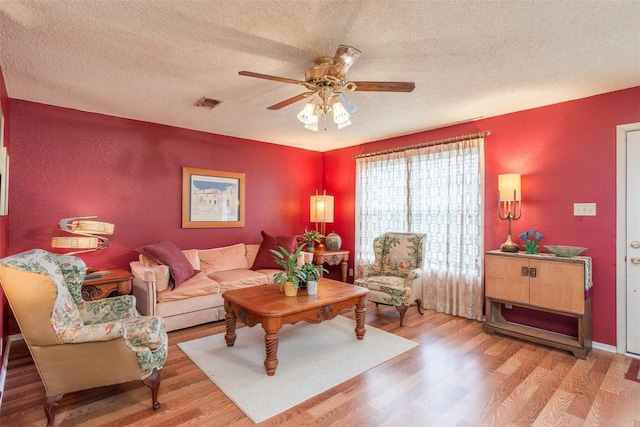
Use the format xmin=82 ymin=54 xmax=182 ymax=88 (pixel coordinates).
xmin=484 ymin=251 xmax=592 ymax=359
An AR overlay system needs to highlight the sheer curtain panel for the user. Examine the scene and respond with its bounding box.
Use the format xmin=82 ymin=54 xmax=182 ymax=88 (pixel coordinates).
xmin=355 ymin=136 xmax=484 ymax=320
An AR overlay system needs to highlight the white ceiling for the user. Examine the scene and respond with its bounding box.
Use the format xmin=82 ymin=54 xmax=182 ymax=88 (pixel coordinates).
xmin=1 ymin=1 xmax=639 ymax=152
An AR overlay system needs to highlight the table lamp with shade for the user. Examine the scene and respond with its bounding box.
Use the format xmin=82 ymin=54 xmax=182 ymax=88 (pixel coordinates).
xmin=310 ymin=190 xmax=334 ymax=249
xmin=498 ymin=174 xmax=522 ymax=252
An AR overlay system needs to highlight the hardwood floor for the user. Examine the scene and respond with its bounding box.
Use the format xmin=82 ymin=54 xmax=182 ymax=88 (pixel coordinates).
xmin=2 ymin=303 xmax=640 ymax=426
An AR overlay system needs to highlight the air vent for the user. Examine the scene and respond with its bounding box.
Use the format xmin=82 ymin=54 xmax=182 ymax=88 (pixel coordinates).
xmin=195 ymin=97 xmax=222 ymax=109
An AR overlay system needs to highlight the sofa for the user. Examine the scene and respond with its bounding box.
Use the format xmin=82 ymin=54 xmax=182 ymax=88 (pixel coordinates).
xmin=130 ymin=237 xmax=311 ymax=332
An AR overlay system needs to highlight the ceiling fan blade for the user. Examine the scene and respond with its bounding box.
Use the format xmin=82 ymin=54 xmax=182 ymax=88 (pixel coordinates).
xmin=325 ymin=45 xmax=362 ymax=80
xmin=352 ymin=81 xmax=416 ymax=92
xmin=239 ymin=71 xmax=304 ymax=85
xmin=267 ymin=93 xmax=312 ymax=110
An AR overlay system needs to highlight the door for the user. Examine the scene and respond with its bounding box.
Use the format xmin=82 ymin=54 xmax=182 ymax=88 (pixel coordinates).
xmin=626 ymin=129 xmax=640 ymax=354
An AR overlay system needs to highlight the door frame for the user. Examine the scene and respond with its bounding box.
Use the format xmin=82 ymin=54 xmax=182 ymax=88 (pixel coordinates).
xmin=616 ymin=122 xmax=640 ymax=353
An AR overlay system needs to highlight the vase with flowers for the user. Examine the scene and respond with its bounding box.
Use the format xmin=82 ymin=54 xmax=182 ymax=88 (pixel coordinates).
xmin=519 ymin=229 xmax=543 ymax=254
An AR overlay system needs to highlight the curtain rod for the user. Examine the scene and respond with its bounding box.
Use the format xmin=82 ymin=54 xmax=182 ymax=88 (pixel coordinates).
xmin=352 ymin=130 xmax=491 ymax=159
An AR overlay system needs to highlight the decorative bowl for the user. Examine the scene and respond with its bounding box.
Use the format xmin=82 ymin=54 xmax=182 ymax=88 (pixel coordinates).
xmin=544 ymin=245 xmax=588 ymax=258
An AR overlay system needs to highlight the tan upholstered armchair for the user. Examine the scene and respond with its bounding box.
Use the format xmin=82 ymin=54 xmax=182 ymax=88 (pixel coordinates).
xmin=354 ymin=232 xmax=426 ymax=326
xmin=0 ymin=249 xmax=168 ymax=427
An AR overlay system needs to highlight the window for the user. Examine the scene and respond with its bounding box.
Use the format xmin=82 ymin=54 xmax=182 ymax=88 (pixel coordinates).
xmin=355 ymin=136 xmax=485 ymax=319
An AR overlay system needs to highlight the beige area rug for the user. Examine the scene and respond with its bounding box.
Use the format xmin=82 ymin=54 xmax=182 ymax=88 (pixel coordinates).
xmin=177 ymin=315 xmax=418 ymax=423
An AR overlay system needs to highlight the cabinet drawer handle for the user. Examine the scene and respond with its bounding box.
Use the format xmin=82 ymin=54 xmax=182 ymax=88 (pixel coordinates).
xmin=529 ymin=267 xmax=537 ymax=278
xmin=521 ymin=266 xmax=529 ymax=276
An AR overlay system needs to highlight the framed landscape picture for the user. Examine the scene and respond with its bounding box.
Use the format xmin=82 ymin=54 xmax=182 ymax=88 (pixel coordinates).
xmin=182 ymin=167 xmax=245 ymax=228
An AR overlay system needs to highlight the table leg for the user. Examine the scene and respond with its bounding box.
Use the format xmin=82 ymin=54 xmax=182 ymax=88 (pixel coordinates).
xmin=264 ymin=330 xmax=279 ymax=376
xmin=262 ymin=318 xmax=282 ymax=376
xmin=355 ymin=296 xmax=367 ymax=340
xmin=224 ymin=303 xmax=237 ymax=347
xmin=340 ymin=259 xmax=348 ymax=282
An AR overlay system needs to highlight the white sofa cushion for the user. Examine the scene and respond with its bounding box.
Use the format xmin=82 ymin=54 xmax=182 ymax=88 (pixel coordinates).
xmin=182 ymin=249 xmax=201 ymax=271
xmin=208 ymin=269 xmax=269 ymax=293
xmin=157 ymin=272 xmax=220 ymax=302
xmin=199 ymin=243 xmax=248 ymax=275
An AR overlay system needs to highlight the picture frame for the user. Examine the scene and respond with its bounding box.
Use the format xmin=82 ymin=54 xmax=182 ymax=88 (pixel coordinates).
xmin=182 ymin=167 xmax=245 ymax=228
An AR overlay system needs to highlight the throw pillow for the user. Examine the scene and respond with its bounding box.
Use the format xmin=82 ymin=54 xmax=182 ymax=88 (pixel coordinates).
xmin=136 ymin=241 xmax=196 ymax=287
xmin=251 ymin=231 xmax=300 ymax=270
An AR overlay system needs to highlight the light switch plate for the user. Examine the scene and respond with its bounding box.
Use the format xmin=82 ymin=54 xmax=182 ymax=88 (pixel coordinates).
xmin=574 ymin=203 xmax=596 ymax=216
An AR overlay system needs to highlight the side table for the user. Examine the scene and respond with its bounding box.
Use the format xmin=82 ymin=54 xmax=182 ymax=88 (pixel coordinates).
xmin=82 ymin=268 xmax=133 ymax=301
xmin=313 ymin=249 xmax=350 ymax=282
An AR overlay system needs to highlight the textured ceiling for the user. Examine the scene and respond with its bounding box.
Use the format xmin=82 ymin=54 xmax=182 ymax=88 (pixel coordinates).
xmin=1 ymin=1 xmax=639 ymax=152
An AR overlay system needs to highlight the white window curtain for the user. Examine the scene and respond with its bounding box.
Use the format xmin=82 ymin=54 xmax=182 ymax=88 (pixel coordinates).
xmin=355 ymin=136 xmax=485 ymax=320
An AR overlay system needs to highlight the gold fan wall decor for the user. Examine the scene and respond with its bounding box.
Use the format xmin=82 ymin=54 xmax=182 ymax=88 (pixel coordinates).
xmin=239 ymin=45 xmax=415 ymax=131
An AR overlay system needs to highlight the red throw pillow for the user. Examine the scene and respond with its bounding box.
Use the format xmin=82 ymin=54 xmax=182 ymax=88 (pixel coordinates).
xmin=251 ymin=231 xmax=300 ymax=270
xmin=136 ymin=241 xmax=196 ymax=287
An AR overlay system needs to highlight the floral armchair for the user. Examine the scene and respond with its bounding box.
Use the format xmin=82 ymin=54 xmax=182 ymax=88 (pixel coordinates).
xmin=0 ymin=249 xmax=168 ymax=427
xmin=355 ymin=232 xmax=426 ymax=326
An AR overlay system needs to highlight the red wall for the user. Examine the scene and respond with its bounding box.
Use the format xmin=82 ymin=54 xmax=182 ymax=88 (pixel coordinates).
xmin=7 ymin=87 xmax=640 ymax=346
xmin=0 ymin=65 xmax=9 ymax=355
xmin=8 ymin=100 xmax=323 ymax=270
xmin=323 ymin=87 xmax=640 ymax=346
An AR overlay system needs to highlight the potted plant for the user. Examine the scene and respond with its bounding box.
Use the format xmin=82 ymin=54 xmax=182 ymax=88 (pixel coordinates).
xmin=302 ymin=228 xmax=324 ymax=252
xmin=299 ymin=261 xmax=328 ymax=295
xmin=270 ymin=245 xmax=306 ymax=296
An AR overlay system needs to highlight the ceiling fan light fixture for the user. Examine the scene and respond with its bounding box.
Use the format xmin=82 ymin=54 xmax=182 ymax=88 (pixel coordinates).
xmin=339 ymin=93 xmax=359 ymax=115
xmin=337 ymin=119 xmax=352 ymax=129
xmin=304 ymin=114 xmax=319 ymax=131
xmin=297 ymin=99 xmax=317 ymax=124
xmin=239 ymin=45 xmax=416 ymax=130
xmin=239 ymin=45 xmax=414 ymax=132
xmin=332 ymin=101 xmax=350 ymax=125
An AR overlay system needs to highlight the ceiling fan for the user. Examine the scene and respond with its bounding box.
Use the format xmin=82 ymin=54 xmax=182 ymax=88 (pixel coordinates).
xmin=239 ymin=45 xmax=415 ymax=131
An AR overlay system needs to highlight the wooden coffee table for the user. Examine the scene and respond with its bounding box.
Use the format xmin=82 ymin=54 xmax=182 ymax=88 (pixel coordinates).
xmin=222 ymin=278 xmax=369 ymax=376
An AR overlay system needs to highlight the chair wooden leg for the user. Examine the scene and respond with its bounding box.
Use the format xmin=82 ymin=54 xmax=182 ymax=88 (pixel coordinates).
xmin=415 ymin=298 xmax=424 ymax=316
xmin=142 ymin=368 xmax=162 ymax=410
xmin=396 ymin=304 xmax=408 ymax=327
xmin=44 ymin=394 xmax=63 ymax=427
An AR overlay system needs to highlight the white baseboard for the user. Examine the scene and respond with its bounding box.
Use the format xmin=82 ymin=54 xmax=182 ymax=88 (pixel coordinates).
xmin=593 ymin=340 xmax=617 ymax=354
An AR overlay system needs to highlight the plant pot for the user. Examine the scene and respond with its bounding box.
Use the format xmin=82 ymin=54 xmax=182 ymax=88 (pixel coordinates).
xmin=283 ymin=281 xmax=298 ymax=297
xmin=307 ymin=280 xmax=318 ymax=295
xmin=305 ymin=243 xmax=315 ymax=252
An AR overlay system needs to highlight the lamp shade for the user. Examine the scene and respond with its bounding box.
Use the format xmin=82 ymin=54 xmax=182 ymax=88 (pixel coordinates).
xmin=498 ymin=174 xmax=521 ymax=202
xmin=297 ymin=100 xmax=317 ymax=125
xmin=51 ymin=216 xmax=114 ymax=255
xmin=310 ymin=193 xmax=334 ymax=223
